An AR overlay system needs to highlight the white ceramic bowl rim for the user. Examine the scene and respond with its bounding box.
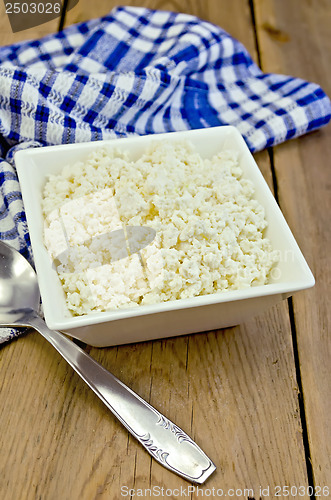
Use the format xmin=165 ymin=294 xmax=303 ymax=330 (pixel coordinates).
xmin=15 ymin=126 xmax=314 ymax=339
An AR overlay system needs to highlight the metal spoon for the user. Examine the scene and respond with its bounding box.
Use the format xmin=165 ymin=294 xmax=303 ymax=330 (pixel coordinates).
xmin=0 ymin=240 xmax=216 ymax=484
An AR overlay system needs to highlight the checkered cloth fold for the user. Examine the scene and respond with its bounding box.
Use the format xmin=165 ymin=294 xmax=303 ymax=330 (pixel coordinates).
xmin=1 ymin=6 xmax=330 ymax=343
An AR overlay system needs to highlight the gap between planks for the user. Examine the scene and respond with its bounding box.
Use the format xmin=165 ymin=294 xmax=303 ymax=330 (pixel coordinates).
xmin=250 ymin=0 xmax=317 ymax=496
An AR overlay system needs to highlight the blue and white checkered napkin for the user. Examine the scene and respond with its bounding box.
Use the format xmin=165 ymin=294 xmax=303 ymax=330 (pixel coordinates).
xmin=1 ymin=6 xmax=330 ymax=343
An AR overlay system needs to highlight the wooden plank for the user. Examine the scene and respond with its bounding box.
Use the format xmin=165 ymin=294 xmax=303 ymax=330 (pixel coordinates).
xmin=254 ymin=0 xmax=331 ymax=490
xmin=0 ymin=1 xmax=315 ymax=499
xmin=0 ymin=4 xmax=73 ymax=500
xmin=64 ymin=0 xmax=259 ymax=59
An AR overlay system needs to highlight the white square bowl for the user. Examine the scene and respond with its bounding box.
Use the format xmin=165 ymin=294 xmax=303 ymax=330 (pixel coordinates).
xmin=15 ymin=126 xmax=314 ymax=347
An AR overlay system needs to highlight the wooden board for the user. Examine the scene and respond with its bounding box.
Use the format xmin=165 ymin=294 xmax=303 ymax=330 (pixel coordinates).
xmin=255 ymin=0 xmax=331 ymax=490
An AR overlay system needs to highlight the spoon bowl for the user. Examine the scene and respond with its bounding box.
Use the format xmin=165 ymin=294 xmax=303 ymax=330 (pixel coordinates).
xmin=0 ymin=242 xmax=39 ymax=323
xmin=0 ymin=240 xmax=216 ymax=484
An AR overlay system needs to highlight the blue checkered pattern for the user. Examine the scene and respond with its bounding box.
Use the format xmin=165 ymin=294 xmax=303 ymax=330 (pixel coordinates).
xmin=1 ymin=6 xmax=330 ymax=342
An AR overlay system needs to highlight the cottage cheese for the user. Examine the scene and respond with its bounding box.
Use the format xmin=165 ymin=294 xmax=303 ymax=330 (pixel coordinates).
xmin=42 ymin=140 xmax=278 ymax=315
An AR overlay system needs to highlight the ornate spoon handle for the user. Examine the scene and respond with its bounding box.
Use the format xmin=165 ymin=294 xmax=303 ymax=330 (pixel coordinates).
xmin=27 ymin=313 xmax=216 ymax=484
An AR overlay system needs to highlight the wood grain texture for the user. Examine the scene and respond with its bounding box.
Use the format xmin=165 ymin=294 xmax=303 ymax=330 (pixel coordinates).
xmin=68 ymin=0 xmax=307 ymax=498
xmin=254 ymin=0 xmax=331 ymax=489
xmin=0 ymin=0 xmax=326 ymax=499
